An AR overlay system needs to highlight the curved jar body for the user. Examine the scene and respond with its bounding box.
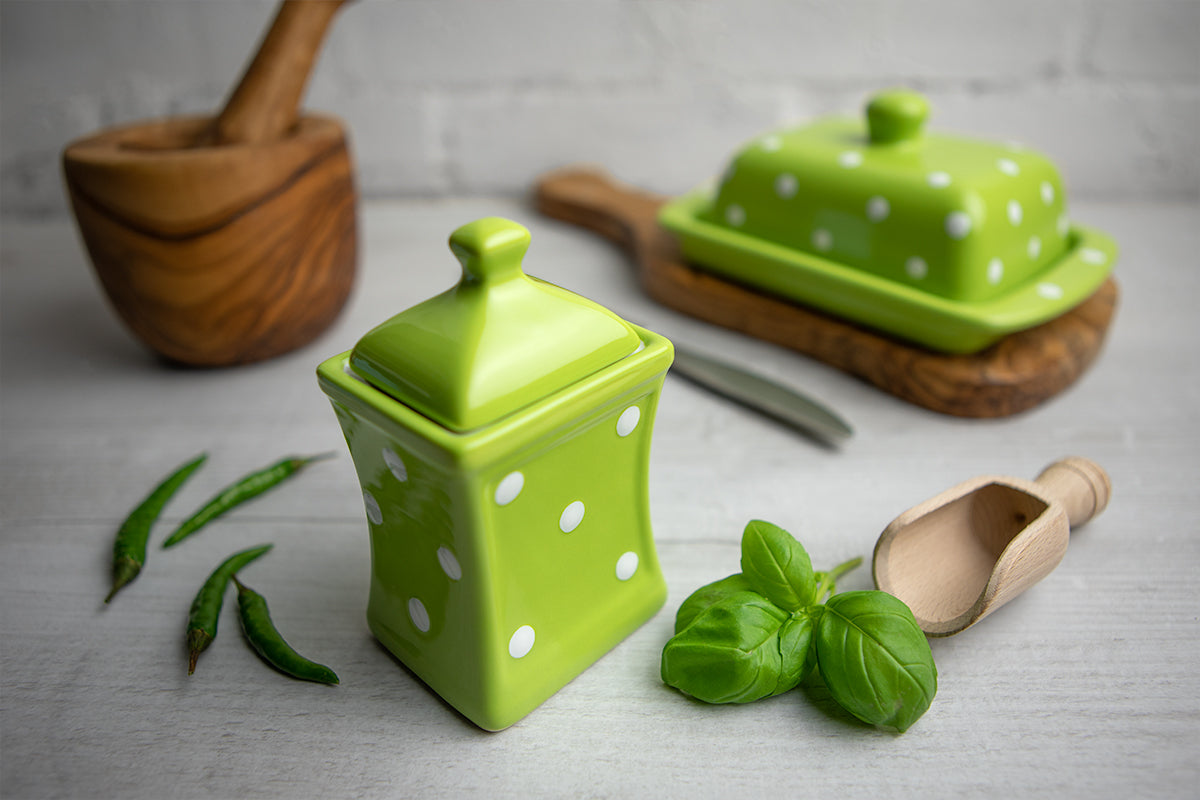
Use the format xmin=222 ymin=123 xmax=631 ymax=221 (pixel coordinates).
xmin=317 ymin=218 xmax=672 ymax=730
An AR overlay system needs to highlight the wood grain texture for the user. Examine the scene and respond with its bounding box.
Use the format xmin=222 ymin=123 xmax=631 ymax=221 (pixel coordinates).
xmin=63 ymin=115 xmax=357 ymax=366
xmin=534 ymin=166 xmax=1119 ymax=418
xmin=872 ymin=457 xmax=1112 ymax=636
xmin=60 ymin=0 xmax=356 ymax=367
xmin=208 ymin=0 xmax=349 ymax=146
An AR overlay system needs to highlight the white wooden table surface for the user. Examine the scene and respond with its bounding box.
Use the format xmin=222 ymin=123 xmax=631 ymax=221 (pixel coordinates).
xmin=2 ymin=197 xmax=1198 ymax=799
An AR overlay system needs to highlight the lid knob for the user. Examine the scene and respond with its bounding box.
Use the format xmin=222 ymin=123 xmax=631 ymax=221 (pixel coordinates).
xmin=866 ymin=89 xmax=929 ymax=145
xmin=450 ymin=217 xmax=531 ymax=285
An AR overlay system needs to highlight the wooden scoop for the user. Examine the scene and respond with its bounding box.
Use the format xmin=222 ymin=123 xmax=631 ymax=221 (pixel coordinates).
xmin=62 ymin=0 xmax=356 ymax=366
xmin=872 ymin=457 xmax=1111 ymax=636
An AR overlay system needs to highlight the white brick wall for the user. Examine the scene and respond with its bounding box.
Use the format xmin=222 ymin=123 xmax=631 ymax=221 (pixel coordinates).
xmin=2 ymin=0 xmax=1197 ymax=217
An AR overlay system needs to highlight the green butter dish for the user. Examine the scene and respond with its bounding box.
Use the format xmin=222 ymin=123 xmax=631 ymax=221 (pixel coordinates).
xmin=317 ymin=217 xmax=673 ymax=730
xmin=659 ymin=89 xmax=1117 ymax=353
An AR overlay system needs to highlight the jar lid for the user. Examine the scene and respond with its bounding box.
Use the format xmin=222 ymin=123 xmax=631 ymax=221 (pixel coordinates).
xmin=348 ymin=217 xmax=642 ymax=431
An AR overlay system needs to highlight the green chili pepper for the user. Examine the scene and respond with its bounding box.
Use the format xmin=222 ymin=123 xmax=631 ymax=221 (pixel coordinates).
xmin=186 ymin=543 xmax=274 ymax=675
xmin=104 ymin=453 xmax=207 ymax=604
xmin=233 ymin=577 xmax=339 ymax=685
xmin=161 ymin=453 xmax=334 ymax=549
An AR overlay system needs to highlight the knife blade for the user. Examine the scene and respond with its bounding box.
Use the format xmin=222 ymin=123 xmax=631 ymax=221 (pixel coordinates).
xmin=668 ymin=344 xmax=853 ymax=444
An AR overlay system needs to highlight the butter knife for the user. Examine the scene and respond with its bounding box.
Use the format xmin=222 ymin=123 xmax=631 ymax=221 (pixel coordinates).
xmin=669 ymin=345 xmax=853 ymax=444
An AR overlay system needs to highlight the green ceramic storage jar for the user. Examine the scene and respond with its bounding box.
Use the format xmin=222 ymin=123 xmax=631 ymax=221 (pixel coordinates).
xmin=659 ymin=89 xmax=1117 ymax=353
xmin=317 ymin=218 xmax=673 ymax=731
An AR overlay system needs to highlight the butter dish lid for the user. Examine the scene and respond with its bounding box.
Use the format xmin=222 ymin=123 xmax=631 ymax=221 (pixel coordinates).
xmin=349 ymin=217 xmax=642 ymax=431
xmin=699 ymin=88 xmax=1072 ymax=303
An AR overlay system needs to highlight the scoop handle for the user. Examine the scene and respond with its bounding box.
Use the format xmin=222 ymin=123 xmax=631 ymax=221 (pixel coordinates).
xmin=209 ymin=0 xmax=349 ymax=146
xmin=1034 ymin=456 xmax=1112 ymax=528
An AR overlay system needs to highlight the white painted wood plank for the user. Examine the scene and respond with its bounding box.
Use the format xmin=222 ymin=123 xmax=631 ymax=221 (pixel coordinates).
xmin=2 ymin=200 xmax=1198 ymax=798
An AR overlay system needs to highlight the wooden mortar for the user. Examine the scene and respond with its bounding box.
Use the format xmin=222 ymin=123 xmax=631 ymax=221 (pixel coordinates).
xmin=62 ymin=0 xmax=356 ymax=366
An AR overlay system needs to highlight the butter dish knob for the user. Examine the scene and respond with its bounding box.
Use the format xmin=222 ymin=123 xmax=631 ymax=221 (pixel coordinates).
xmin=450 ymin=217 xmax=531 ymax=285
xmin=867 ymin=89 xmax=930 ymax=145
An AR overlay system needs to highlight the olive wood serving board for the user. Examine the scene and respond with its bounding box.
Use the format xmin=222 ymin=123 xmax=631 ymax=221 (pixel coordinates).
xmin=533 ymin=166 xmax=1118 ymax=418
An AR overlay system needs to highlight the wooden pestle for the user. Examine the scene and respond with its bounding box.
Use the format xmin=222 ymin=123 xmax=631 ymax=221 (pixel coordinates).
xmin=206 ymin=0 xmax=348 ymax=146
xmin=872 ymin=457 xmax=1111 ymax=636
xmin=62 ymin=0 xmax=356 ymax=366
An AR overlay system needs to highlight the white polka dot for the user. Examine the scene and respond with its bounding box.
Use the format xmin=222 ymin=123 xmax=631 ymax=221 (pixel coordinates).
xmin=945 ymin=212 xmax=973 ymax=239
xmin=812 ymin=229 xmax=833 ymax=252
xmin=616 ymin=551 xmax=639 ymax=581
xmin=987 ymin=258 xmax=1004 ymax=285
xmin=408 ymin=598 xmax=430 ymax=632
xmin=1041 ymin=181 xmax=1055 ymax=205
xmin=509 ymin=625 xmax=535 ymax=659
xmin=495 ymin=472 xmax=524 ymax=506
xmin=363 ymin=491 xmax=382 ymax=525
xmin=437 ymin=547 xmax=462 ymax=581
xmin=775 ymin=173 xmax=798 ymax=198
xmin=905 ymin=257 xmax=928 ymax=279
xmin=559 ymin=501 xmax=585 ymax=533
xmin=1080 ymin=248 xmax=1107 ymax=265
xmin=725 ymin=204 xmax=746 ymax=226
xmin=382 ymin=448 xmax=407 ymax=482
xmin=616 ymin=406 xmax=641 ymax=437
xmin=1028 ymin=236 xmax=1042 ymax=260
xmin=997 ymin=158 xmax=1020 ymax=176
xmin=1007 ymin=200 xmax=1023 ymax=226
xmin=927 ymin=171 xmax=952 ymax=188
xmin=1058 ymin=214 xmax=1070 ymax=237
xmin=1037 ymin=283 xmax=1064 ymax=300
xmin=866 ymin=196 xmax=890 ymax=222
xmin=760 ymin=135 xmax=783 ymax=152
xmin=838 ymin=151 xmax=863 ymax=168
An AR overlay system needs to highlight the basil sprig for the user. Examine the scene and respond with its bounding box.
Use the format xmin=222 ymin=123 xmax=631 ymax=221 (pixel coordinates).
xmin=661 ymin=520 xmax=937 ymax=733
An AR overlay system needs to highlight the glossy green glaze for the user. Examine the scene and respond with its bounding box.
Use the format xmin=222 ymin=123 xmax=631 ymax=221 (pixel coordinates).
xmin=318 ymin=218 xmax=673 ymax=730
xmin=659 ymin=89 xmax=1117 ymax=354
xmin=350 ymin=217 xmax=642 ymax=431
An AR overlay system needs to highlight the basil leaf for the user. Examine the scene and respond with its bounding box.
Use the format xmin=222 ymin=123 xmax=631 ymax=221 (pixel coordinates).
xmin=814 ymin=591 xmax=937 ymax=732
xmin=776 ymin=611 xmax=816 ymax=691
xmin=740 ymin=520 xmax=816 ymax=611
xmin=662 ymin=593 xmax=799 ymax=704
xmin=673 ymin=573 xmax=755 ymax=633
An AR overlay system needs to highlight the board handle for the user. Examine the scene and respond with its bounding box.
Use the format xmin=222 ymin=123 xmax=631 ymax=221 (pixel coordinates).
xmin=208 ymin=0 xmax=349 ymax=146
xmin=533 ymin=167 xmax=668 ymax=260
xmin=1035 ymin=457 xmax=1112 ymax=528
